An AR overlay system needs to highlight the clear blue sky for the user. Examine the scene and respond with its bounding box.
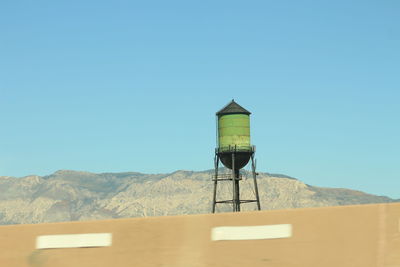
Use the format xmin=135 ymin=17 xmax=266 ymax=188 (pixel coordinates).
xmin=1 ymin=1 xmax=399 ymax=198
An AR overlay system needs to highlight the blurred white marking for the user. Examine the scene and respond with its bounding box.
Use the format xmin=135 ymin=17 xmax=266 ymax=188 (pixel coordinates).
xmin=211 ymin=224 xmax=292 ymax=241
xmin=36 ymin=233 xmax=112 ymax=249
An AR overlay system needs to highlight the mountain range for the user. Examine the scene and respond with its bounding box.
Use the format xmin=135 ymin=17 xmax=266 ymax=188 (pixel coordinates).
xmin=0 ymin=169 xmax=396 ymax=225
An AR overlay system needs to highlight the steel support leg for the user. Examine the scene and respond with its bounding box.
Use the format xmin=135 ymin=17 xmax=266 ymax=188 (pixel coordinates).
xmin=251 ymin=153 xmax=261 ymax=210
xmin=231 ymin=153 xmax=236 ymax=212
xmin=235 ymin=169 xmax=240 ymax=211
xmin=212 ymin=153 xmax=219 ymax=213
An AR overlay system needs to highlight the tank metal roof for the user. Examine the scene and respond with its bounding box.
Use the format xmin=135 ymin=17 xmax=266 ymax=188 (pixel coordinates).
xmin=216 ymin=100 xmax=251 ymax=116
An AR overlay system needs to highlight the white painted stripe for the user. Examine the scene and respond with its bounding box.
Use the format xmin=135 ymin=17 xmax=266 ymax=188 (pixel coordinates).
xmin=211 ymin=224 xmax=292 ymax=241
xmin=36 ymin=233 xmax=112 ymax=249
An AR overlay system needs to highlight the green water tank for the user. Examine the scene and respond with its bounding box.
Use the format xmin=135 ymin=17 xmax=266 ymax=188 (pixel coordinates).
xmin=216 ymin=100 xmax=252 ymax=169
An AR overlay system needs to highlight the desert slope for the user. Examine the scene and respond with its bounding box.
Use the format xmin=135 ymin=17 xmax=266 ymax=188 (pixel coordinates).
xmin=0 ymin=169 xmax=395 ymax=224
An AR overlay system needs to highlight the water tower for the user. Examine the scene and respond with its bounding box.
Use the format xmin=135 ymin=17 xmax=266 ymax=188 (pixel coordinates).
xmin=212 ymin=100 xmax=261 ymax=212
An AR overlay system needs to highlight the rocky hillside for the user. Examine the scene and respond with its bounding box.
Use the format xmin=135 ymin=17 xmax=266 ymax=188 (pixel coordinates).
xmin=0 ymin=169 xmax=395 ymax=225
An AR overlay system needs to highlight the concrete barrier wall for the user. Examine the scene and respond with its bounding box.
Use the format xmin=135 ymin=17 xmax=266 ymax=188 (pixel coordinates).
xmin=0 ymin=203 xmax=399 ymax=267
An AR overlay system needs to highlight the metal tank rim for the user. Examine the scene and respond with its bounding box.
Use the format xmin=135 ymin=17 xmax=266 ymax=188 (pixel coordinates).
xmin=215 ymin=145 xmax=255 ymax=154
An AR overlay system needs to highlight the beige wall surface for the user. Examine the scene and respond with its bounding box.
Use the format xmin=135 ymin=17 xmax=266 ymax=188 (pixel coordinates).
xmin=0 ymin=203 xmax=399 ymax=267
